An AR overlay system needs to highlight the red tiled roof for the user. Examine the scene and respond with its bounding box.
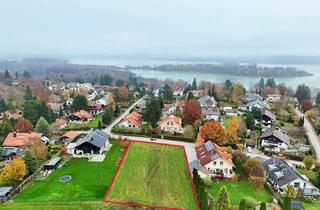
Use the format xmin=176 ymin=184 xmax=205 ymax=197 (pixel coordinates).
xmin=61 ymin=131 xmax=79 ymax=140
xmin=160 ymin=115 xmax=182 ymax=127
xmin=90 ymin=103 xmax=104 ymax=110
xmin=55 ymin=118 xmax=67 ymax=126
xmin=121 ymin=111 xmax=142 ymax=126
xmin=71 ymin=110 xmax=92 ymax=119
xmin=47 ymin=103 xmax=62 ymax=112
xmin=2 ymin=132 xmax=42 ymax=147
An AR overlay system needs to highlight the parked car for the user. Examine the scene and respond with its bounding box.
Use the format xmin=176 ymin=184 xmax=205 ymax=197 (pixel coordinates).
xmin=150 ymin=138 xmax=157 ymax=141
xmin=247 ymin=146 xmax=252 ymax=153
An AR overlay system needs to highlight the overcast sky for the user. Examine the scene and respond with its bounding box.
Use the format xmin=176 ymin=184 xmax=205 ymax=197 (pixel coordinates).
xmin=1 ymin=0 xmax=320 ymax=57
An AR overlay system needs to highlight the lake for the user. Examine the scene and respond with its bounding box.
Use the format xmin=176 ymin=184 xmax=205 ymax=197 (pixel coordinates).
xmin=69 ymin=58 xmax=320 ymax=89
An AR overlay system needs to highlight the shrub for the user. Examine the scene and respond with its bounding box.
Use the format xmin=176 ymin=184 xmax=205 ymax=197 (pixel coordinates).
xmin=244 ymin=197 xmax=257 ymax=209
xmin=203 ymin=178 xmax=213 ymax=186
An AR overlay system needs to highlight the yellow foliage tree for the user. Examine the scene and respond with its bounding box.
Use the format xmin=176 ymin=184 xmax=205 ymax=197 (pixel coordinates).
xmin=27 ymin=138 xmax=48 ymax=162
xmin=231 ymin=83 xmax=245 ymax=106
xmin=226 ymin=116 xmax=240 ymax=143
xmin=0 ymin=157 xmax=26 ymax=184
xmin=106 ymin=92 xmax=116 ymax=109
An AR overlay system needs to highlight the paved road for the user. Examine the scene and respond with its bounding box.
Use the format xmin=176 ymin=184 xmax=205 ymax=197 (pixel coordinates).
xmin=103 ymin=98 xmax=197 ymax=162
xmin=295 ymin=108 xmax=320 ymax=162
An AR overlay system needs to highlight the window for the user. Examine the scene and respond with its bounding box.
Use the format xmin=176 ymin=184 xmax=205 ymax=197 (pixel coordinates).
xmin=213 ymin=161 xmax=216 ymax=166
xmin=294 ymin=182 xmax=300 ymax=188
xmin=229 ymin=169 xmax=233 ymax=174
xmin=220 ymin=161 xmax=223 ymax=166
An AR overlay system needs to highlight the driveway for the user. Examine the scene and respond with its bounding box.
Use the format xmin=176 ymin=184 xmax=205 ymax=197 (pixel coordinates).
xmin=295 ymin=108 xmax=320 ymax=162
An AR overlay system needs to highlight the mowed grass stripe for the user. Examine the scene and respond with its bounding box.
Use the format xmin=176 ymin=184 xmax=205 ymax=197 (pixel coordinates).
xmin=107 ymin=143 xmax=197 ymax=210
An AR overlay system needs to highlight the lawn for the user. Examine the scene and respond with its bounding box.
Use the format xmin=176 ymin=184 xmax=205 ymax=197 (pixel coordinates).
xmin=14 ymin=140 xmax=122 ymax=202
xmin=207 ymin=181 xmax=274 ymax=205
xmin=106 ymin=142 xmax=197 ymax=210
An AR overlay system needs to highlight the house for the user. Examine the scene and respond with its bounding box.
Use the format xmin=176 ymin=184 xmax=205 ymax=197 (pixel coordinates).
xmin=159 ymin=115 xmax=183 ymax=134
xmin=267 ymin=94 xmax=281 ymax=102
xmin=198 ymin=95 xmax=217 ymax=108
xmin=260 ymin=127 xmax=290 ymax=151
xmin=152 ymin=87 xmax=163 ymax=97
xmin=68 ymin=110 xmax=92 ymax=123
xmin=2 ymin=132 xmax=42 ymax=148
xmin=239 ymin=99 xmax=270 ymax=111
xmin=0 ymin=111 xmax=22 ymax=121
xmin=195 ymin=141 xmax=234 ymax=178
xmin=136 ymin=99 xmax=147 ymax=111
xmin=223 ymin=107 xmax=238 ymax=116
xmin=241 ymin=93 xmax=262 ymax=103
xmin=89 ymin=103 xmax=105 ymax=115
xmin=0 ymin=187 xmax=13 ymax=198
xmin=47 ymin=103 xmax=63 ymax=114
xmin=163 ymin=103 xmax=177 ymax=115
xmin=1 ymin=148 xmax=24 ymax=162
xmin=263 ymin=157 xmax=320 ymax=197
xmin=262 ymin=108 xmax=276 ymax=126
xmin=54 ymin=118 xmax=67 ymax=129
xmin=44 ymin=157 xmax=62 ymax=170
xmin=173 ymin=90 xmax=184 ymax=97
xmin=59 ymin=130 xmax=80 ymax=142
xmin=95 ymin=97 xmax=109 ymax=106
xmin=201 ymin=108 xmax=220 ymax=121
xmin=71 ymin=129 xmax=110 ymax=155
xmin=188 ymin=90 xmax=202 ymax=98
xmin=118 ymin=111 xmax=143 ymax=129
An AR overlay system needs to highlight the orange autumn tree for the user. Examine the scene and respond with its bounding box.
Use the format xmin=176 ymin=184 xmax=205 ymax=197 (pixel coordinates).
xmin=226 ymin=116 xmax=240 ymax=143
xmin=119 ymin=86 xmax=129 ymax=101
xmin=0 ymin=157 xmax=26 ymax=184
xmin=200 ymin=120 xmax=226 ymax=145
xmin=14 ymin=118 xmax=33 ymax=133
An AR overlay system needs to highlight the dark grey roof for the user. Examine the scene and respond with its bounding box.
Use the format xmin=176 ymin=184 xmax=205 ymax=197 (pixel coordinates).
xmin=190 ymin=160 xmax=200 ymax=171
xmin=1 ymin=148 xmax=24 ymax=157
xmin=290 ymin=200 xmax=303 ymax=209
xmin=204 ymin=141 xmax=214 ymax=152
xmin=262 ymin=108 xmax=276 ymax=121
xmin=201 ymin=108 xmax=220 ymax=115
xmin=198 ymin=95 xmax=216 ymax=105
xmin=246 ymin=99 xmax=270 ymax=109
xmin=45 ymin=157 xmax=61 ymax=167
xmin=76 ymin=129 xmax=110 ymax=149
xmin=0 ymin=187 xmax=12 ymax=197
xmin=261 ymin=127 xmax=290 ymax=145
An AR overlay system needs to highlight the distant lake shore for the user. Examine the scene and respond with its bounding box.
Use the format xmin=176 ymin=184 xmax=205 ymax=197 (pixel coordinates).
xmin=69 ymin=58 xmax=320 ymax=89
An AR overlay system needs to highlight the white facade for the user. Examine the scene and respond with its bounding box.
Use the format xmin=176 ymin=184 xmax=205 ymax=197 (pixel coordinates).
xmin=203 ymin=157 xmax=234 ymax=178
xmin=261 ymin=139 xmax=288 ymax=152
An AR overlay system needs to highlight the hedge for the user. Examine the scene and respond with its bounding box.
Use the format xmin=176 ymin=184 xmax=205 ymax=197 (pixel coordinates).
xmin=264 ymin=150 xmax=304 ymax=161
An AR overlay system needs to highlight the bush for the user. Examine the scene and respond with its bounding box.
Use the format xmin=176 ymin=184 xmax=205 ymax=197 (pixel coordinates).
xmin=244 ymin=197 xmax=257 ymax=209
xmin=203 ymin=178 xmax=213 ymax=186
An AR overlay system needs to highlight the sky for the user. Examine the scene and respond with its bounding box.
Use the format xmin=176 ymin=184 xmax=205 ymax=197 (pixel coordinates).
xmin=0 ymin=0 xmax=320 ymax=58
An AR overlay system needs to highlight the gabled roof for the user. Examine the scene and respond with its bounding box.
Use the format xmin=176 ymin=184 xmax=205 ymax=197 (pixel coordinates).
xmin=75 ymin=129 xmax=110 ymax=149
xmin=261 ymin=127 xmax=290 ymax=145
xmin=246 ymin=99 xmax=270 ymax=109
xmin=196 ymin=141 xmax=233 ymax=166
xmin=89 ymin=103 xmax=104 ymax=110
xmin=262 ymin=108 xmax=276 ymax=121
xmin=201 ymin=108 xmax=220 ymax=115
xmin=70 ymin=110 xmax=92 ymax=119
xmin=2 ymin=132 xmax=42 ymax=147
xmin=47 ymin=103 xmax=62 ymax=112
xmin=55 ymin=118 xmax=67 ymax=126
xmin=198 ymin=95 xmax=216 ymax=105
xmin=160 ymin=115 xmax=182 ymax=126
xmin=61 ymin=131 xmax=80 ymax=140
xmin=1 ymin=147 xmax=24 ymax=157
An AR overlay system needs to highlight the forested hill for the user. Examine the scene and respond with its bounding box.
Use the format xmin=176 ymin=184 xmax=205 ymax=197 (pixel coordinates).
xmin=126 ymin=64 xmax=313 ymax=78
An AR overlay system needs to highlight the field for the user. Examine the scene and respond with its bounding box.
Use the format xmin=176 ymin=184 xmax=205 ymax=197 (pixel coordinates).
xmin=13 ymin=140 xmax=122 ymax=202
xmin=207 ymin=181 xmax=274 ymax=205
xmin=105 ymin=142 xmax=198 ymax=210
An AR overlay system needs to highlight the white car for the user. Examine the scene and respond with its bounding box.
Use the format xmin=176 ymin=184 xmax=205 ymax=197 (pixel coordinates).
xmin=247 ymin=146 xmax=252 ymax=153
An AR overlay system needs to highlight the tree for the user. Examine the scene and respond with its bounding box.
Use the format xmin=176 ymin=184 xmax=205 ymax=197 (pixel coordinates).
xmin=233 ymin=156 xmax=243 ymax=177
xmin=24 ymin=100 xmax=50 ymax=125
xmin=119 ymin=86 xmax=129 ymax=101
xmin=183 ymin=100 xmax=201 ymax=124
xmin=35 ymin=117 xmax=49 ymax=135
xmin=200 ymin=121 xmax=226 ymax=145
xmin=223 ymin=79 xmax=233 ymax=99
xmin=283 ymin=197 xmax=291 ymax=210
xmin=187 ymin=91 xmax=194 ymax=100
xmin=0 ymin=98 xmax=7 ymax=112
xmin=300 ymin=100 xmax=313 ymax=112
xmin=248 ymin=176 xmax=265 ymax=189
xmin=4 ymin=69 xmax=11 ymax=79
xmin=192 ymin=77 xmax=197 ymax=90
xmin=99 ymin=74 xmax=113 ymax=85
xmin=23 ymin=71 xmax=32 ymax=78
xmin=239 ymin=199 xmax=246 ymax=210
xmin=162 ymin=84 xmax=174 ymax=102
xmin=231 ymin=84 xmax=245 ymax=106
xmin=0 ymin=117 xmax=12 ymax=138
xmin=102 ymin=106 xmax=114 ymax=125
xmin=114 ymin=104 xmax=121 ymax=116
xmin=144 ymin=97 xmax=162 ymax=127
xmin=24 ymin=86 xmax=34 ymax=100
xmin=245 ymin=113 xmax=255 ymax=129
xmin=260 ymin=202 xmax=267 ymax=210
xmin=215 ymin=186 xmax=230 ymax=210
xmin=226 ymin=116 xmax=240 ymax=143
xmin=266 ymin=78 xmax=276 ymax=88
xmin=237 ymin=119 xmax=247 ymax=138
xmin=115 ymin=79 xmax=124 ymax=86
xmin=24 ymin=151 xmax=38 ymax=174
xmin=252 ymin=107 xmax=262 ymax=120
xmin=71 ymin=95 xmax=89 ymax=111
xmin=259 ymin=78 xmax=265 ymax=96
xmin=183 ymin=85 xmax=192 ymax=95
xmin=244 ymin=158 xmax=265 ymax=179
xmin=14 ymin=118 xmax=33 ymax=133
xmin=296 ymin=84 xmax=311 ymax=102
xmin=284 ymin=184 xmax=296 ymax=199
xmin=303 ymin=155 xmax=316 ymax=170
xmin=316 ymin=92 xmax=320 ymax=104
xmin=0 ymin=157 xmax=26 ymax=184
xmin=98 ymin=120 xmax=102 ymax=129
xmin=27 ymin=138 xmax=48 ymax=162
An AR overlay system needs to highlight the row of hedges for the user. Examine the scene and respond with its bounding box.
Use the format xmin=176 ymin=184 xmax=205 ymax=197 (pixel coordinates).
xmin=264 ymin=150 xmax=304 ymax=161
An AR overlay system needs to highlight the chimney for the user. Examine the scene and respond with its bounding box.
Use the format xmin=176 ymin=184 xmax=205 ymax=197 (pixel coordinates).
xmin=13 ymin=132 xmax=17 ymax=138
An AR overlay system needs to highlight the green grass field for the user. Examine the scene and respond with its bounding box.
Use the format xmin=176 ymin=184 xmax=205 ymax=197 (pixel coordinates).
xmin=207 ymin=181 xmax=274 ymax=205
xmin=106 ymin=142 xmax=197 ymax=210
xmin=13 ymin=141 xmax=122 ymax=202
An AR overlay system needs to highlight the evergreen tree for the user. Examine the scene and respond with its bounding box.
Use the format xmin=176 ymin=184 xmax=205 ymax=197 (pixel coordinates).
xmin=183 ymin=85 xmax=192 ymax=95
xmin=192 ymin=77 xmax=197 ymax=90
xmin=215 ymin=186 xmax=230 ymax=210
xmin=259 ymin=78 xmax=265 ymax=96
xmin=245 ymin=113 xmax=255 ymax=129
xmin=24 ymin=86 xmax=34 ymax=100
xmin=98 ymin=120 xmax=102 ymax=129
xmin=59 ymin=108 xmax=64 ymax=117
xmin=71 ymin=95 xmax=89 ymax=111
xmin=0 ymin=117 xmax=12 ymax=138
xmin=102 ymin=106 xmax=114 ymax=125
xmin=316 ymin=92 xmax=320 ymax=105
xmin=15 ymin=71 xmax=19 ymax=79
xmin=283 ymin=197 xmax=291 ymax=210
xmin=296 ymin=84 xmax=311 ymax=102
xmin=23 ymin=71 xmax=32 ymax=78
xmin=114 ymin=105 xmax=121 ymax=116
xmin=4 ymin=69 xmax=11 ymax=79
xmin=260 ymin=202 xmax=267 ymax=210
xmin=0 ymin=98 xmax=7 ymax=112
xmin=115 ymin=79 xmax=124 ymax=86
xmin=239 ymin=199 xmax=246 ymax=210
xmin=144 ymin=97 xmax=162 ymax=127
xmin=233 ymin=156 xmax=243 ymax=177
xmin=24 ymin=151 xmax=38 ymax=174
xmin=187 ymin=92 xmax=194 ymax=100
xmin=99 ymin=74 xmax=113 ymax=85
xmin=35 ymin=117 xmax=49 ymax=135
xmin=162 ymin=84 xmax=174 ymax=102
xmin=24 ymin=100 xmax=50 ymax=125
xmin=266 ymin=78 xmax=276 ymax=88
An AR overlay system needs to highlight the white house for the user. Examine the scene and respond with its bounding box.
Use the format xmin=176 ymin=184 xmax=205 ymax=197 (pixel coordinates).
xmin=239 ymin=99 xmax=270 ymax=111
xmin=198 ymin=95 xmax=217 ymax=108
xmin=201 ymin=108 xmax=220 ymax=121
xmin=260 ymin=127 xmax=290 ymax=152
